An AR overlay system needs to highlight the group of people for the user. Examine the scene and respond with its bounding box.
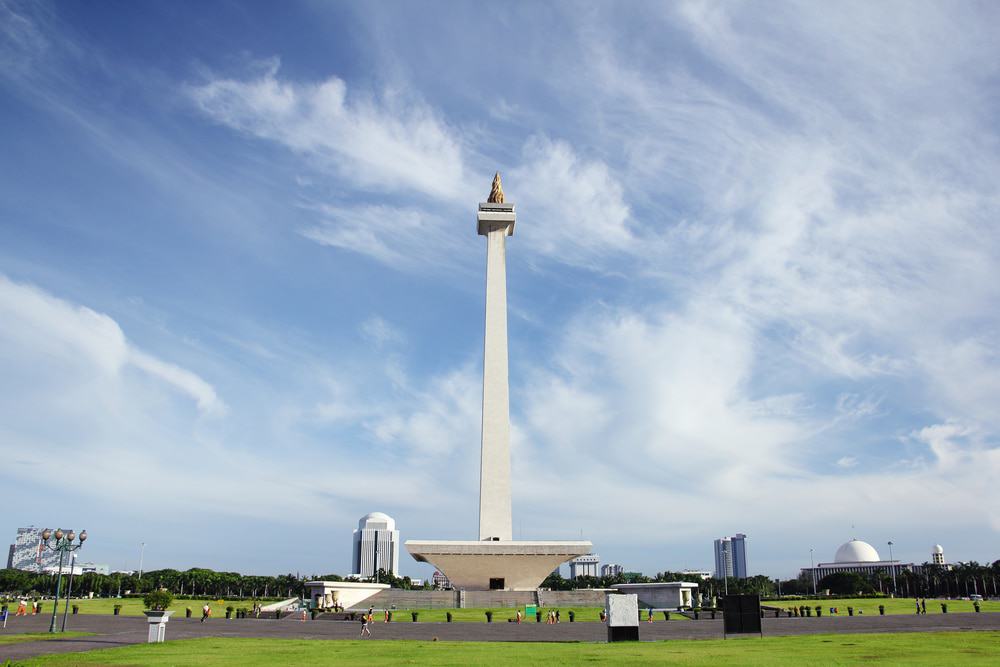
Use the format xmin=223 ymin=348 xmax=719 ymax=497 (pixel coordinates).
xmin=14 ymin=600 xmax=37 ymax=616
xmin=915 ymin=598 xmax=928 ymax=614
xmin=545 ymin=609 xmax=561 ymax=624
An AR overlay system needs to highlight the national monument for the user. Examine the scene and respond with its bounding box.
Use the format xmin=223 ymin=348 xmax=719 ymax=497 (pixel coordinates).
xmin=406 ymin=173 xmax=592 ymax=590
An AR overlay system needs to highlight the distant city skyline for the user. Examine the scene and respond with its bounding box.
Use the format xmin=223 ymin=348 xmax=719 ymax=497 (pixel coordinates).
xmin=1 ymin=1 xmax=998 ymax=577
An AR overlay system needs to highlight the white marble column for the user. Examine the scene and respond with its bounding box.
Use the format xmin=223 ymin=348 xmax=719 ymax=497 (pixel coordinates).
xmin=477 ymin=203 xmax=515 ymax=541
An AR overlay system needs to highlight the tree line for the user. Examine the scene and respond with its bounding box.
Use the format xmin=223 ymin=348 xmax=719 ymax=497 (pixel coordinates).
xmin=2 ymin=567 xmax=311 ymax=599
xmin=811 ymin=561 xmax=1000 ymax=597
xmin=542 ymin=560 xmax=1000 ymax=600
xmin=4 ymin=559 xmax=996 ymax=599
xmin=0 ymin=566 xmax=427 ymax=599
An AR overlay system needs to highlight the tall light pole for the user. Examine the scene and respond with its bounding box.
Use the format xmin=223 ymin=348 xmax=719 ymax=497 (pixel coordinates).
xmin=810 ymin=549 xmax=817 ymax=595
xmin=138 ymin=542 xmax=146 ymax=582
xmin=888 ymin=541 xmax=897 ymax=597
xmin=61 ymin=552 xmax=78 ymax=631
xmin=39 ymin=528 xmax=87 ymax=633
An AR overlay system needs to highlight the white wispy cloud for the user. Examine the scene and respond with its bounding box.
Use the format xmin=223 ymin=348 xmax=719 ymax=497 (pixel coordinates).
xmin=0 ymin=274 xmax=225 ymax=415
xmin=359 ymin=315 xmax=405 ymax=349
xmin=299 ymin=203 xmax=474 ymax=274
xmin=187 ymin=59 xmax=471 ymax=201
xmin=511 ymin=136 xmax=634 ymax=263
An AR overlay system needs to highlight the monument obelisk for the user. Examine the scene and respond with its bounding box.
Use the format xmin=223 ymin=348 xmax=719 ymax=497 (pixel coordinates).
xmin=477 ymin=172 xmax=514 ymax=541
xmin=405 ymin=173 xmax=590 ymax=591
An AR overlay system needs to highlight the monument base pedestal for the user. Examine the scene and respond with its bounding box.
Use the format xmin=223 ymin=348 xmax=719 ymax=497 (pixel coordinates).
xmin=405 ymin=540 xmax=592 ymax=591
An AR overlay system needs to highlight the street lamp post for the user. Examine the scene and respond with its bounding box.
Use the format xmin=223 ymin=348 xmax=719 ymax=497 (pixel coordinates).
xmin=888 ymin=541 xmax=897 ymax=597
xmin=138 ymin=542 xmax=146 ymax=581
xmin=810 ymin=549 xmax=817 ymax=596
xmin=61 ymin=553 xmax=78 ymax=631
xmin=39 ymin=528 xmax=87 ymax=633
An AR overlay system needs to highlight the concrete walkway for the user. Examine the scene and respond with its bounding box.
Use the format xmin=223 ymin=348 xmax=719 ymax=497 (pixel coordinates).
xmin=3 ymin=611 xmax=999 ymax=661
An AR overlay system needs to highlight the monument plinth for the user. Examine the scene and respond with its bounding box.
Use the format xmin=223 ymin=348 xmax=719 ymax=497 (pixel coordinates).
xmin=406 ymin=173 xmax=592 ymax=591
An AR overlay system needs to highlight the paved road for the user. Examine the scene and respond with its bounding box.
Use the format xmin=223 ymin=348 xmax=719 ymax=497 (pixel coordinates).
xmin=3 ymin=612 xmax=999 ymax=661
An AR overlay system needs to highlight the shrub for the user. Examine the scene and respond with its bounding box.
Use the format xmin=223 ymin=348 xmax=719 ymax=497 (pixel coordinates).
xmin=815 ymin=606 xmax=822 ymax=617
xmin=113 ymin=604 xmax=122 ymax=615
xmin=974 ymin=602 xmax=981 ymax=613
xmin=143 ymin=590 xmax=174 ymax=611
xmin=185 ymin=607 xmax=192 ymax=618
xmin=662 ymin=611 xmax=670 ymax=621
xmin=848 ymin=606 xmax=854 ymax=616
xmin=411 ymin=611 xmax=419 ymax=622
xmin=72 ymin=605 xmax=79 ymax=614
xmin=941 ymin=603 xmax=947 ymax=614
xmin=568 ymin=610 xmax=575 ymax=622
xmin=485 ymin=610 xmax=493 ymax=622
xmin=446 ymin=611 xmax=452 ymax=622
xmin=879 ymin=605 xmax=885 ymax=616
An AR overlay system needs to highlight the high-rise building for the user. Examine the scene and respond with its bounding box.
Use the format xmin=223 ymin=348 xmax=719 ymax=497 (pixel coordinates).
xmin=601 ymin=563 xmax=623 ymax=577
xmin=931 ymin=545 xmax=945 ymax=565
xmin=731 ymin=533 xmax=747 ymax=579
xmin=352 ymin=512 xmax=399 ymax=579
xmin=9 ymin=527 xmax=65 ymax=573
xmin=569 ymin=554 xmax=600 ymax=578
xmin=714 ymin=533 xmax=748 ymax=579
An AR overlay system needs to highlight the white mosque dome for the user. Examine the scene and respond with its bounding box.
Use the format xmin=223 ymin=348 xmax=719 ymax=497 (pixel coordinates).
xmin=834 ymin=539 xmax=881 ymax=563
xmin=932 ymin=544 xmax=944 ymax=554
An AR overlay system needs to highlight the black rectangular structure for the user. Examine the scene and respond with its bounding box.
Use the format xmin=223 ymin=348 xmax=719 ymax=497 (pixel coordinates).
xmin=607 ymin=626 xmax=640 ymax=642
xmin=722 ymin=594 xmax=762 ymax=636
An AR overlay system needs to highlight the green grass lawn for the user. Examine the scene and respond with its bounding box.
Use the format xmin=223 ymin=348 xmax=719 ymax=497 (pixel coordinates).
xmin=0 ymin=632 xmax=91 ymax=646
xmin=0 ymin=598 xmax=274 ymax=618
xmin=15 ymin=632 xmax=1000 ymax=666
xmin=769 ymin=596 xmax=999 ymax=616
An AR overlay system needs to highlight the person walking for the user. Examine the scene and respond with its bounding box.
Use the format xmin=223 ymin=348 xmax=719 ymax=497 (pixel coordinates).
xmin=921 ymin=599 xmax=927 ymax=615
xmin=16 ymin=600 xmax=26 ymax=616
xmin=201 ymin=603 xmax=211 ymax=622
xmin=360 ymin=613 xmax=372 ymax=637
xmin=647 ymin=607 xmax=654 ymax=623
xmin=515 ymin=609 xmax=522 ymax=624
xmin=915 ymin=599 xmax=921 ymax=614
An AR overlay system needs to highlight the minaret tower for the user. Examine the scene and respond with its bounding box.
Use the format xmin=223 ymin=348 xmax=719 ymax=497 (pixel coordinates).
xmin=477 ymin=172 xmax=515 ymax=541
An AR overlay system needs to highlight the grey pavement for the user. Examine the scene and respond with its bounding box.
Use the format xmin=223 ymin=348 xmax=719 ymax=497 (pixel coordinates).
xmin=3 ymin=611 xmax=1000 ymax=661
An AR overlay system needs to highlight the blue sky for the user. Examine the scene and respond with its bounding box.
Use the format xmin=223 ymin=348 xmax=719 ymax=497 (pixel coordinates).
xmin=2 ymin=0 xmax=999 ymax=579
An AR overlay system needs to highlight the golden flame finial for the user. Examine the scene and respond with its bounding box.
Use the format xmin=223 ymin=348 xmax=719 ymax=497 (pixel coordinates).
xmin=487 ymin=171 xmax=505 ymax=204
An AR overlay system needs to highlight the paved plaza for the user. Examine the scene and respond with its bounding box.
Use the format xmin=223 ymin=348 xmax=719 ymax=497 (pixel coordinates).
xmin=3 ymin=612 xmax=1000 ymax=661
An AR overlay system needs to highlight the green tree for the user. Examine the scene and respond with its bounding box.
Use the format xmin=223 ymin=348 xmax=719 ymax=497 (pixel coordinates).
xmin=818 ymin=571 xmax=873 ymax=595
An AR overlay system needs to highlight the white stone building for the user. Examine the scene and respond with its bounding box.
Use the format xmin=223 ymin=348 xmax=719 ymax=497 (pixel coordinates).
xmin=569 ymin=554 xmax=600 ymax=578
xmin=601 ymin=563 xmax=624 ymax=577
xmin=352 ymin=512 xmax=400 ymax=578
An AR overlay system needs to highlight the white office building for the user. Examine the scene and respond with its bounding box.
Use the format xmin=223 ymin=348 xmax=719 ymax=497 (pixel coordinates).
xmin=601 ymin=563 xmax=624 ymax=577
xmin=569 ymin=554 xmax=600 ymax=578
xmin=352 ymin=512 xmax=400 ymax=578
xmin=714 ymin=533 xmax=748 ymax=579
xmin=931 ymin=544 xmax=946 ymax=565
xmin=8 ymin=526 xmax=64 ymax=573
